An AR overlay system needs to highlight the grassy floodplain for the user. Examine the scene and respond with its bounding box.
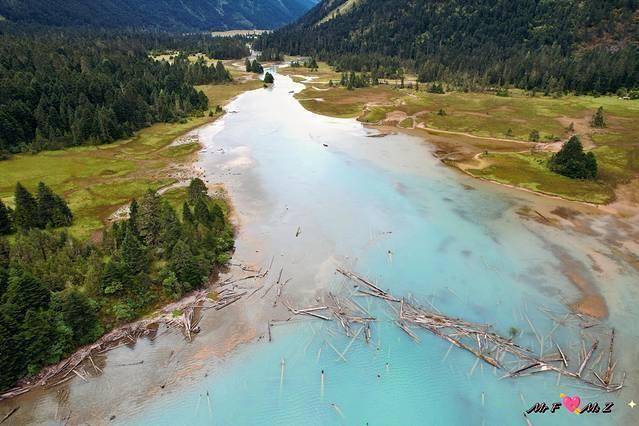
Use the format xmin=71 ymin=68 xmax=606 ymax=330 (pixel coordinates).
xmin=288 ymin=63 xmax=639 ymax=204
xmin=0 ymin=79 xmax=260 ymax=240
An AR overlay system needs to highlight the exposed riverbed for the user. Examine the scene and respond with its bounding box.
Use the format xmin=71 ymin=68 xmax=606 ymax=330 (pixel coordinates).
xmin=3 ymin=71 xmax=638 ymax=425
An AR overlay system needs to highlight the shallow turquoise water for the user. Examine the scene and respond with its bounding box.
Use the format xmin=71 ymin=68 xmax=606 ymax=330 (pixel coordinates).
xmin=117 ymin=71 xmax=639 ymax=425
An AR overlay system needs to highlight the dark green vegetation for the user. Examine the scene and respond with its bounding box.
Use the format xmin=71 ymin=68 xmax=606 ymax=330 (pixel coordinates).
xmin=264 ymin=72 xmax=275 ymax=84
xmin=0 ymin=179 xmax=233 ymax=391
xmin=0 ymin=0 xmax=318 ymax=31
xmin=0 ymin=28 xmax=241 ymax=156
xmin=260 ymin=0 xmax=639 ymax=93
xmin=549 ymin=136 xmax=598 ymax=179
xmin=4 ymin=183 xmax=73 ymax=233
xmin=245 ymin=59 xmax=265 ymax=74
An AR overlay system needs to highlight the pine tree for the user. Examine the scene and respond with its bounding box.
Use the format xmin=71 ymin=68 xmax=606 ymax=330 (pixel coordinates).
xmin=120 ymin=226 xmax=146 ymax=276
xmin=19 ymin=309 xmax=70 ymax=375
xmin=13 ymin=183 xmax=39 ymax=230
xmin=187 ymin=178 xmax=208 ymax=204
xmin=210 ymin=204 xmax=225 ymax=230
xmin=194 ymin=199 xmax=211 ymax=225
xmin=549 ymin=135 xmax=598 ymax=179
xmin=169 ymin=240 xmax=203 ymax=290
xmin=128 ymin=198 xmax=139 ymax=237
xmin=159 ymin=201 xmax=181 ymax=252
xmin=137 ymin=190 xmax=162 ymax=247
xmin=1 ymin=270 xmax=50 ymax=322
xmin=591 ymin=107 xmax=606 ymax=128
xmin=264 ymin=72 xmax=275 ymax=84
xmin=53 ymin=289 xmax=101 ymax=346
xmin=0 ymin=200 xmax=12 ymax=235
xmin=36 ymin=182 xmax=72 ymax=228
xmin=182 ymin=202 xmax=194 ymax=224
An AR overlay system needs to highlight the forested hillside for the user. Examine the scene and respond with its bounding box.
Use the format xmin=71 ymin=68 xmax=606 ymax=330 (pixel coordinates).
xmin=0 ymin=29 xmax=247 ymax=155
xmin=0 ymin=0 xmax=318 ymax=31
xmin=259 ymin=0 xmax=639 ymax=93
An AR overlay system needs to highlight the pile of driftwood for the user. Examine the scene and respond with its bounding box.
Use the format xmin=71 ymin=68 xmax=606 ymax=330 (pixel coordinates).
xmin=283 ymin=268 xmax=625 ymax=393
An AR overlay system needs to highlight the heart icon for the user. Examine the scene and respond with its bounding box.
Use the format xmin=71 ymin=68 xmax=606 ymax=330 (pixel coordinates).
xmin=562 ymin=395 xmax=581 ymax=413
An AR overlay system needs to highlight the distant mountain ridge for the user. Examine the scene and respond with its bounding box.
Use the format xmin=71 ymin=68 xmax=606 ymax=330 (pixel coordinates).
xmin=0 ymin=0 xmax=319 ymax=30
xmin=260 ymin=0 xmax=639 ymax=93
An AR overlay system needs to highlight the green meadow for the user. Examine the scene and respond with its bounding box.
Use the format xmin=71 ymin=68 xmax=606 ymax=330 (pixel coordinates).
xmin=291 ymin=69 xmax=639 ymax=204
xmin=0 ymin=81 xmax=259 ymax=239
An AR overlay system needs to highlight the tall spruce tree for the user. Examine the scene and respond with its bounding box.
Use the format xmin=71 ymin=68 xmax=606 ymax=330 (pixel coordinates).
xmin=159 ymin=202 xmax=182 ymax=252
xmin=194 ymin=198 xmax=211 ymax=225
xmin=13 ymin=183 xmax=39 ymax=230
xmin=36 ymin=182 xmax=72 ymax=228
xmin=591 ymin=107 xmax=606 ymax=128
xmin=1 ymin=270 xmax=50 ymax=321
xmin=169 ymin=239 xmax=203 ymax=290
xmin=53 ymin=289 xmax=101 ymax=346
xmin=19 ymin=309 xmax=70 ymax=375
xmin=187 ymin=178 xmax=208 ymax=204
xmin=182 ymin=201 xmax=194 ymax=224
xmin=137 ymin=190 xmax=162 ymax=247
xmin=120 ymin=226 xmax=146 ymax=277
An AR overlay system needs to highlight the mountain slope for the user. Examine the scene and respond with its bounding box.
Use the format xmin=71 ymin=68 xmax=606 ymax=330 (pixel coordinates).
xmin=260 ymin=0 xmax=639 ymax=92
xmin=0 ymin=0 xmax=319 ymax=30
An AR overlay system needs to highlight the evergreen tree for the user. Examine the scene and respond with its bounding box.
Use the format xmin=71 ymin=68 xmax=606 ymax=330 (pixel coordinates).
xmin=0 ymin=200 xmax=12 ymax=235
xmin=13 ymin=183 xmax=39 ymax=230
xmin=36 ymin=182 xmax=56 ymax=228
xmin=194 ymin=199 xmax=211 ymax=225
xmin=549 ymin=135 xmax=598 ymax=179
xmin=52 ymin=289 xmax=101 ymax=346
xmin=264 ymin=72 xmax=275 ymax=84
xmin=591 ymin=107 xmax=606 ymax=128
xmin=169 ymin=240 xmax=203 ymax=290
xmin=182 ymin=202 xmax=194 ymax=224
xmin=1 ymin=270 xmax=50 ymax=322
xmin=50 ymin=193 xmax=73 ymax=227
xmin=137 ymin=190 xmax=162 ymax=247
xmin=187 ymin=178 xmax=208 ymax=204
xmin=159 ymin=202 xmax=182 ymax=252
xmin=210 ymin=204 xmax=225 ymax=230
xmin=128 ymin=198 xmax=140 ymax=237
xmin=36 ymin=182 xmax=72 ymax=228
xmin=245 ymin=58 xmax=252 ymax=72
xmin=19 ymin=309 xmax=70 ymax=375
xmin=120 ymin=227 xmax=146 ymax=276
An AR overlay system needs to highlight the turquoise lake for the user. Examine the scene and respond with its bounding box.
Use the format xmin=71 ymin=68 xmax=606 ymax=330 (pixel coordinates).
xmin=5 ymin=70 xmax=638 ymax=425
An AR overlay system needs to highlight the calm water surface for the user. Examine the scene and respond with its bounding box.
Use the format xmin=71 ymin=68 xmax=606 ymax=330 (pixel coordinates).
xmin=3 ymin=71 xmax=638 ymax=425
